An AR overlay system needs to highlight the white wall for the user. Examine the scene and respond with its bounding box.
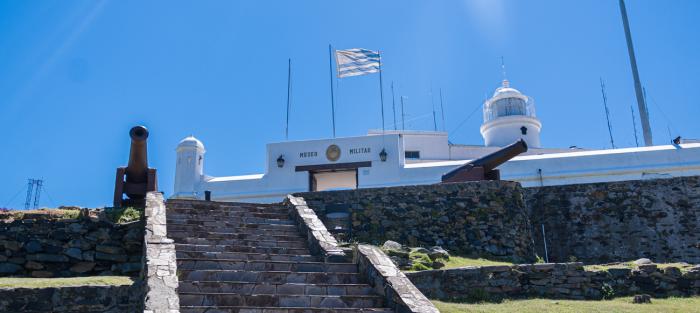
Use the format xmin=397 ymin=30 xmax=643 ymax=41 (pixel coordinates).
xmin=173 ymin=130 xmax=700 ymax=203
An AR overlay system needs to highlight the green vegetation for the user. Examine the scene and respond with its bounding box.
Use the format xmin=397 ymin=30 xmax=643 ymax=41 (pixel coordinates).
xmin=584 ymin=262 xmax=695 ymax=272
xmin=0 ymin=276 xmax=135 ymax=288
xmin=433 ymin=297 xmax=700 ymax=313
xmin=408 ymin=250 xmax=435 ymax=271
xmin=0 ymin=208 xmax=81 ymax=220
xmin=442 ymin=256 xmax=513 ymax=269
xmin=104 ymin=206 xmax=142 ymax=224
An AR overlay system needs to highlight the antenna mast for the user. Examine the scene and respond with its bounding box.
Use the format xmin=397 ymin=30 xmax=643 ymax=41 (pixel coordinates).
xmin=630 ymin=106 xmax=640 ymax=147
xmin=430 ymin=85 xmax=437 ymax=131
xmin=391 ymin=82 xmax=397 ymax=130
xmin=439 ymin=88 xmax=446 ymax=131
xmin=286 ymin=58 xmax=291 ymax=140
xmin=600 ymin=78 xmax=615 ymax=149
xmin=620 ymin=0 xmax=653 ymax=146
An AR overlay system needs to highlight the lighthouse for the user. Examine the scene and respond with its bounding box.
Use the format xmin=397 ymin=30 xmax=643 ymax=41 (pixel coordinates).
xmin=480 ymin=80 xmax=542 ymax=148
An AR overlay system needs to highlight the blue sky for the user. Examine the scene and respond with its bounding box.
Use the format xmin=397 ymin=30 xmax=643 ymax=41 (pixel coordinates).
xmin=1 ymin=0 xmax=698 ymax=208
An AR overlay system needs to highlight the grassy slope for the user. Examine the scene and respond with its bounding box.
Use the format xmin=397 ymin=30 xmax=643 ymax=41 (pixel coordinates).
xmin=0 ymin=276 xmax=135 ymax=288
xmin=433 ymin=297 xmax=700 ymax=313
xmin=442 ymin=256 xmax=512 ymax=269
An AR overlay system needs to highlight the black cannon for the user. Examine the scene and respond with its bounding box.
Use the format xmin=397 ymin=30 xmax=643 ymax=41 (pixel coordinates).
xmin=441 ymin=139 xmax=528 ymax=183
xmin=113 ymin=126 xmax=158 ymax=207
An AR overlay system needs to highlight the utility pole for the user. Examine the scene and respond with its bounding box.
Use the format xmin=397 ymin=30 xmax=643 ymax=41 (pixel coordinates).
xmin=620 ymin=0 xmax=653 ymax=146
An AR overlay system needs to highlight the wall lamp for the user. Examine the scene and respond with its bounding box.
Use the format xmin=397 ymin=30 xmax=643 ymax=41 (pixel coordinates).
xmin=379 ymin=149 xmax=388 ymax=162
xmin=276 ymin=155 xmax=285 ymax=168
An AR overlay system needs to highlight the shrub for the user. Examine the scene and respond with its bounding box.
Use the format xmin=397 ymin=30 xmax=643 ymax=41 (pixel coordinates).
xmin=601 ymin=283 xmax=615 ymax=300
xmin=104 ymin=206 xmax=142 ymax=224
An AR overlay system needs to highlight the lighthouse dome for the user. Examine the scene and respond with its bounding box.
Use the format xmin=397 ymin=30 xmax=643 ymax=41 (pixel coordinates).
xmin=481 ymin=80 xmax=542 ymax=148
xmin=177 ymin=135 xmax=205 ymax=151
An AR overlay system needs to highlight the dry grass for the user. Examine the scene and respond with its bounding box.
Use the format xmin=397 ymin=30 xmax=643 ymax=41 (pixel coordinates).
xmin=442 ymin=256 xmax=513 ymax=269
xmin=584 ymin=261 xmax=696 ymax=272
xmin=0 ymin=276 xmax=135 ymax=288
xmin=433 ymin=297 xmax=700 ymax=313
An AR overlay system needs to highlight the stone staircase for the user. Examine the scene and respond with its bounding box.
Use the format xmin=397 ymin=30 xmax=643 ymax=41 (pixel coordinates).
xmin=166 ymin=200 xmax=394 ymax=313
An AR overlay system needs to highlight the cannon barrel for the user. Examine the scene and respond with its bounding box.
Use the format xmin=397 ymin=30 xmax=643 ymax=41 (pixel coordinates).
xmin=442 ymin=139 xmax=528 ymax=182
xmin=125 ymin=126 xmax=149 ymax=195
xmin=468 ymin=139 xmax=528 ymax=173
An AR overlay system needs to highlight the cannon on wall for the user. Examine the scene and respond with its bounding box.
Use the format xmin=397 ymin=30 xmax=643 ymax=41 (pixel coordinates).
xmin=441 ymin=139 xmax=528 ymax=183
xmin=113 ymin=126 xmax=158 ymax=207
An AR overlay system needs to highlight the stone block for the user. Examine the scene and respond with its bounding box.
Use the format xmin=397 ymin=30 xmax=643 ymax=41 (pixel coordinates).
xmin=0 ymin=263 xmax=22 ymax=274
xmin=64 ymin=247 xmax=83 ymax=260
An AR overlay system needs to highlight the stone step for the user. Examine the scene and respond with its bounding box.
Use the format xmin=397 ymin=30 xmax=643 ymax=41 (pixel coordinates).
xmin=167 ymin=217 xmax=296 ymax=225
xmin=178 ymin=282 xmax=375 ymax=296
xmin=167 ymin=221 xmax=298 ymax=230
xmin=173 ymin=238 xmax=308 ymax=249
xmin=178 ymin=270 xmax=364 ymax=284
xmin=174 ymin=244 xmax=311 ymax=255
xmin=175 ymin=251 xmax=319 ymax=263
xmin=167 ymin=204 xmax=287 ymax=214
xmin=180 ymin=306 xmax=393 ymax=313
xmin=167 ymin=211 xmax=290 ymax=219
xmin=168 ymin=225 xmax=302 ymax=236
xmin=179 ymin=293 xmax=384 ymax=309
xmin=168 ymin=231 xmax=306 ymax=242
xmin=177 ymin=259 xmax=358 ymax=273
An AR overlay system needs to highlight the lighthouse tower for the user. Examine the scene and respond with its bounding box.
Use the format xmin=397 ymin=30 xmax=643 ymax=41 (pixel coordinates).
xmin=480 ymin=80 xmax=542 ymax=148
xmin=173 ymin=136 xmax=205 ymax=199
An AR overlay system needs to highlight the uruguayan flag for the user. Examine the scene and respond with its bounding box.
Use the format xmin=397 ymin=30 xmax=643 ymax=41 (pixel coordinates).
xmin=335 ymin=48 xmax=380 ymax=78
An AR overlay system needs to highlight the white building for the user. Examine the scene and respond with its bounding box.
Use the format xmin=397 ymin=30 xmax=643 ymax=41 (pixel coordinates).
xmin=172 ymin=81 xmax=700 ymax=203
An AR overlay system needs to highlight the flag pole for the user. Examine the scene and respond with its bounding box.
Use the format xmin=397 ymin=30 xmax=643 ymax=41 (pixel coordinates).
xmin=439 ymin=88 xmax=446 ymax=131
xmin=391 ymin=81 xmax=397 ymax=130
xmin=378 ymin=52 xmax=385 ymax=133
xmin=328 ymin=44 xmax=337 ymax=138
xmin=286 ymin=58 xmax=291 ymax=140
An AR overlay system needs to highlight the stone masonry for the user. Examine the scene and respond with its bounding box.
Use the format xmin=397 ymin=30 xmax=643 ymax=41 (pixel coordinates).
xmin=407 ymin=262 xmax=700 ymax=301
xmin=143 ymin=192 xmax=180 ymax=313
xmin=525 ymin=176 xmax=700 ymax=264
xmin=296 ymin=181 xmax=535 ymax=263
xmin=166 ymin=198 xmax=439 ymax=312
xmin=0 ymin=210 xmax=142 ymax=278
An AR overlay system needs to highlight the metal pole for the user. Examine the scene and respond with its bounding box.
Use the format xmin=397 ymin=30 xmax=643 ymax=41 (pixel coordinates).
xmin=328 ymin=44 xmax=336 ymax=138
xmin=600 ymin=78 xmax=615 ymax=149
xmin=431 ymin=86 xmax=437 ymax=131
xmin=631 ymin=105 xmax=640 ymax=147
xmin=400 ymin=96 xmax=406 ymax=130
xmin=378 ymin=52 xmax=385 ymax=132
xmin=439 ymin=88 xmax=446 ymax=131
xmin=391 ymin=82 xmax=397 ymax=130
xmin=620 ymin=0 xmax=653 ymax=146
xmin=286 ymin=58 xmax=291 ymax=140
xmin=541 ymin=224 xmax=549 ymax=263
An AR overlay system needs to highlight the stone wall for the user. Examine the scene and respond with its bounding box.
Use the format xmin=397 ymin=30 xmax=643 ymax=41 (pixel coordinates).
xmin=0 ymin=213 xmax=143 ymax=277
xmin=143 ymin=192 xmax=180 ymax=313
xmin=407 ymin=262 xmax=700 ymax=301
xmin=0 ymin=284 xmax=142 ymax=313
xmin=525 ymin=176 xmax=700 ymax=264
xmin=296 ymin=181 xmax=535 ymax=262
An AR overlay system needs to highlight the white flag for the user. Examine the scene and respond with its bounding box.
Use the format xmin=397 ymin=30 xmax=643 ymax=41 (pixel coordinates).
xmin=335 ymin=48 xmax=380 ymax=78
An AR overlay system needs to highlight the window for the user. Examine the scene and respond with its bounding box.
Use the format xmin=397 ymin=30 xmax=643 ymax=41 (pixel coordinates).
xmin=405 ymin=151 xmax=420 ymax=159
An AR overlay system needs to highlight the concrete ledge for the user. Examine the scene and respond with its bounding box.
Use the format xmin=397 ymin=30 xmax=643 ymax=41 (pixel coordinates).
xmin=143 ymin=192 xmax=180 ymax=313
xmin=284 ymin=195 xmax=347 ymax=262
xmin=355 ymin=245 xmax=439 ymax=313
